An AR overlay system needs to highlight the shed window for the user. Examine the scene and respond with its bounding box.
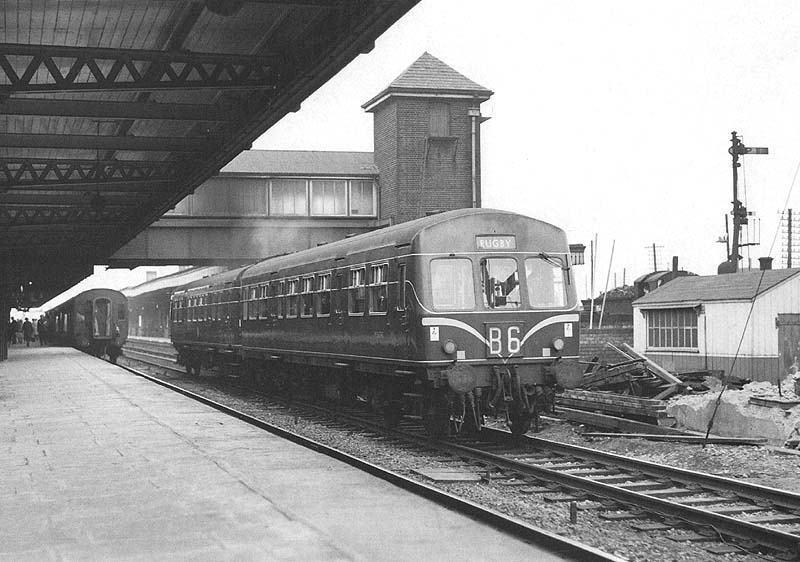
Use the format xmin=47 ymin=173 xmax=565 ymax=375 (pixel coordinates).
xmin=270 ymin=179 xmax=307 ymax=216
xmin=646 ymin=308 xmax=698 ymax=349
xmin=311 ymin=180 xmax=347 ymax=216
xmin=350 ymin=180 xmax=376 ymax=216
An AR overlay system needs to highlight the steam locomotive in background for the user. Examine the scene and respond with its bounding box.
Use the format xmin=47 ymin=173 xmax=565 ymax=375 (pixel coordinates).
xmin=46 ymin=288 xmax=128 ymax=363
xmin=169 ymin=209 xmax=582 ymax=436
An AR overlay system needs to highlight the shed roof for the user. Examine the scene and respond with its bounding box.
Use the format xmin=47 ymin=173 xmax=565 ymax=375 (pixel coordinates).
xmin=220 ymin=150 xmax=378 ymax=177
xmin=633 ymin=268 xmax=800 ymax=307
xmin=362 ymin=52 xmax=492 ymax=110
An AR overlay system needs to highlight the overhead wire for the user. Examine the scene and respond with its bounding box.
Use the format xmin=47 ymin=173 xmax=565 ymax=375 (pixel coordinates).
xmin=704 ymin=151 xmax=800 ymax=443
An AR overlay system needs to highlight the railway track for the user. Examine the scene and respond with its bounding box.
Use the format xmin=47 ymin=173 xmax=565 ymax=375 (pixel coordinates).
xmin=116 ymin=350 xmax=622 ymax=562
xmin=121 ymin=339 xmax=800 ymax=560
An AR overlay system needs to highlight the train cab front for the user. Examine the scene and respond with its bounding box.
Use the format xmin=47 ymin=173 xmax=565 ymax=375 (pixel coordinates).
xmin=415 ymin=240 xmax=581 ymax=436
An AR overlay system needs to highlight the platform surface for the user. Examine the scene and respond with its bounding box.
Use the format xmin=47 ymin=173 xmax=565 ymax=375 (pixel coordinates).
xmin=0 ymin=346 xmax=569 ymax=562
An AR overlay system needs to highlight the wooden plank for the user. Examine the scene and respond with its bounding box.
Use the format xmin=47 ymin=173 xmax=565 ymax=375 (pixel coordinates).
xmin=749 ymin=396 xmax=800 ymax=410
xmin=620 ymin=343 xmax=684 ymax=385
xmin=652 ymin=384 xmax=680 ymax=401
xmin=554 ymin=406 xmax=688 ymax=435
xmin=556 ymin=398 xmax=668 ymax=418
xmin=581 ymin=433 xmax=766 ymax=445
xmin=561 ymin=390 xmax=667 ymax=407
xmin=606 ymin=342 xmax=634 ymax=359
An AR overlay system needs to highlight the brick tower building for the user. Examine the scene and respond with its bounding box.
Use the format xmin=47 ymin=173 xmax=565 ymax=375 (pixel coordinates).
xmin=363 ymin=53 xmax=493 ymax=225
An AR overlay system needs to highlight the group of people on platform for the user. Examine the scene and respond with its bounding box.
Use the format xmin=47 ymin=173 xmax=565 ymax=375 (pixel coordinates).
xmin=7 ymin=316 xmax=49 ymax=347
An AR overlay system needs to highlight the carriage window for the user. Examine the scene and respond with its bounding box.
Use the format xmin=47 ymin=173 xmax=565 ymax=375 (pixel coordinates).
xmin=247 ymin=286 xmax=257 ymax=320
xmin=430 ymin=258 xmax=475 ymax=311
xmin=256 ymin=285 xmax=266 ymax=319
xmin=480 ymin=258 xmax=520 ymax=309
xmin=287 ymin=279 xmax=299 ymax=318
xmin=349 ymin=268 xmax=366 ymax=315
xmin=301 ymin=277 xmax=314 ymax=317
xmin=397 ymin=264 xmax=406 ymax=311
xmin=316 ymin=273 xmax=331 ymax=317
xmin=370 ymin=264 xmax=388 ymax=314
xmin=117 ymin=303 xmax=126 ymax=321
xmin=524 ymin=257 xmax=567 ymax=308
xmin=93 ymin=298 xmax=111 ymax=337
xmin=276 ymin=281 xmax=285 ymax=318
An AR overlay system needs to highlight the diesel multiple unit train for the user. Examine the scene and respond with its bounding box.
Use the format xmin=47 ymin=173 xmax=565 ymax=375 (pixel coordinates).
xmin=45 ymin=209 xmax=580 ymax=436
xmin=45 ymin=288 xmax=128 ymax=363
xmin=169 ymin=209 xmax=582 ymax=436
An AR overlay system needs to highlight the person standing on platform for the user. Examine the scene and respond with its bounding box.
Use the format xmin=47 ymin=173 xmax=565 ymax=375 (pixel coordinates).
xmin=8 ymin=319 xmax=18 ymax=346
xmin=22 ymin=318 xmax=34 ymax=347
xmin=37 ymin=316 xmax=47 ymax=346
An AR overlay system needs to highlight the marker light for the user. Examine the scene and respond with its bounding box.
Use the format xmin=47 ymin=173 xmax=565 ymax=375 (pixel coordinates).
xmin=551 ymin=337 xmax=565 ymax=352
xmin=442 ymin=339 xmax=458 ymax=355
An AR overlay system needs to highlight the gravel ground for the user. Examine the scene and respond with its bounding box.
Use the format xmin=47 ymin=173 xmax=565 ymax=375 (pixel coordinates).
xmin=128 ymin=364 xmax=800 ymax=561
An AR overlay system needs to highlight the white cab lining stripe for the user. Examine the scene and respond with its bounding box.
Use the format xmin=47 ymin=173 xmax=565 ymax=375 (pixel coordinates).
xmin=422 ymin=313 xmax=580 ymax=351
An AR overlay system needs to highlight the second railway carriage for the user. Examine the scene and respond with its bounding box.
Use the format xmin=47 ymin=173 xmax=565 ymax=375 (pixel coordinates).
xmin=170 ymin=208 xmax=581 ymax=436
xmin=46 ymin=288 xmax=128 ymax=363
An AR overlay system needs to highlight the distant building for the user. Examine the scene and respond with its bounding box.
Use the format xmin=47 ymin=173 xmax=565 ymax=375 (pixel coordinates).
xmin=632 ymin=268 xmax=800 ymax=382
xmin=167 ymin=52 xmax=493 ymax=228
xmin=581 ymin=285 xmax=636 ymax=328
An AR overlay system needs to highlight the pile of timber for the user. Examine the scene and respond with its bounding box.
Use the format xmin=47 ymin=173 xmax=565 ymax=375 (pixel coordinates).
xmin=557 ymin=389 xmax=671 ymax=425
xmin=579 ymin=342 xmax=684 ymax=400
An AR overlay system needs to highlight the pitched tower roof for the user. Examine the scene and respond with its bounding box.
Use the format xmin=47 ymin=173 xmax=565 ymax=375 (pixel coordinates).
xmin=363 ymin=52 xmax=493 ymax=111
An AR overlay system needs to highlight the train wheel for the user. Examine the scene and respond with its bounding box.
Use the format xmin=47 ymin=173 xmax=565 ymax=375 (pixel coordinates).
xmin=423 ymin=388 xmax=450 ymax=439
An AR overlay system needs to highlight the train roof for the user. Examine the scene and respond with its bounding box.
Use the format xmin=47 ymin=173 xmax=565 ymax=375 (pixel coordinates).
xmin=241 ymin=208 xmax=565 ymax=281
xmin=168 ymin=209 xmax=567 ymax=297
xmin=46 ymin=288 xmax=127 ymax=312
xmin=172 ymin=266 xmax=252 ymax=294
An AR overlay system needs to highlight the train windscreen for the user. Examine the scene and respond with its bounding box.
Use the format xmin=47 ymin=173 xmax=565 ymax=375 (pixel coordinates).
xmin=431 ymin=258 xmax=475 ymax=311
xmin=524 ymin=257 xmax=567 ymax=308
xmin=480 ymin=258 xmax=520 ymax=309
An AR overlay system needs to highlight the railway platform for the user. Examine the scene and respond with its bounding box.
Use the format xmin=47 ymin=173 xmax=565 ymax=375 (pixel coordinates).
xmin=0 ymin=346 xmax=567 ymax=562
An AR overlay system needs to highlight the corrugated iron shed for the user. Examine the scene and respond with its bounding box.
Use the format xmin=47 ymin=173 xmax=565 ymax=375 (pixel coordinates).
xmin=0 ymin=0 xmax=419 ymax=307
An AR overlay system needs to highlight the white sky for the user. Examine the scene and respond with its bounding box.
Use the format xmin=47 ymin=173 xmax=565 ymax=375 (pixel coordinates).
xmin=255 ymin=0 xmax=800 ymax=294
xmin=31 ymin=0 xmax=800 ymax=313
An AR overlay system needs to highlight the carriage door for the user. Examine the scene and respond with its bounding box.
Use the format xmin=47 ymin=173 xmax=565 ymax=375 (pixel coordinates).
xmin=777 ymin=314 xmax=800 ymax=373
xmin=93 ymin=298 xmax=112 ymax=338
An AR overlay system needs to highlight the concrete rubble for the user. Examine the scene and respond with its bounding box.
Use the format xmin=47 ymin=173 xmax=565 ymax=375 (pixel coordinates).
xmin=667 ymin=374 xmax=800 ymax=446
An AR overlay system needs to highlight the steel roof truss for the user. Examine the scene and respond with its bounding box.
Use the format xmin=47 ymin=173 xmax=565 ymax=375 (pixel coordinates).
xmin=0 ymin=133 xmax=217 ymax=152
xmin=0 ymin=158 xmax=182 ymax=190
xmin=0 ymin=99 xmax=227 ymax=121
xmin=0 ymin=206 xmax=130 ymax=227
xmin=0 ymin=43 xmax=279 ymax=94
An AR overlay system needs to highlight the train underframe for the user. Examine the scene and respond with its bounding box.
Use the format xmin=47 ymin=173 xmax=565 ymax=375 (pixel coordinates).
xmin=175 ymin=346 xmax=566 ymax=438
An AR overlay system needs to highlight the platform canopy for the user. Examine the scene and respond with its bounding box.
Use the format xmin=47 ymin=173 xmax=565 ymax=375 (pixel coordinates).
xmin=0 ymin=0 xmax=418 ymax=308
